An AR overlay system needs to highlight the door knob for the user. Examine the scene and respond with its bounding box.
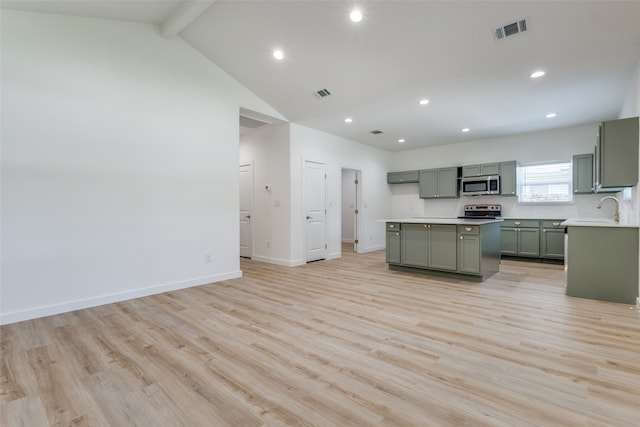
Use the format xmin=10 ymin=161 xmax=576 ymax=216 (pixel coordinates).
xmin=306 ymin=216 xmax=312 ymax=220
xmin=246 ymin=215 xmax=251 ymax=219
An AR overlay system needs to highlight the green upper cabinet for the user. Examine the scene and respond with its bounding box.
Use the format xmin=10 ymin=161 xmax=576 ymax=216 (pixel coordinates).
xmin=419 ymin=167 xmax=459 ymax=199
xmin=499 ymin=161 xmax=517 ymax=196
xmin=573 ymin=153 xmax=594 ymax=194
xmin=595 ymin=116 xmax=639 ymax=190
xmin=462 ymin=163 xmax=499 ymax=177
xmin=387 ymin=170 xmax=419 ymax=184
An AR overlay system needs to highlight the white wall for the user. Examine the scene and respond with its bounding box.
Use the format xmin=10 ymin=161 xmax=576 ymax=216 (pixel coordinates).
xmin=290 ymin=124 xmax=391 ymax=260
xmin=0 ymin=10 xmax=284 ymax=324
xmin=388 ymin=123 xmax=622 ymax=221
xmin=239 ymin=124 xmax=292 ymax=265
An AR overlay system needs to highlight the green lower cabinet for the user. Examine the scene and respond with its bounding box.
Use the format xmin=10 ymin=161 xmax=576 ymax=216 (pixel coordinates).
xmin=500 ymin=227 xmax=539 ymax=257
xmin=386 ymin=230 xmax=401 ymax=264
xmin=400 ymin=223 xmax=457 ymax=270
xmin=518 ymin=228 xmax=540 ymax=257
xmin=458 ymin=233 xmax=480 ymax=274
xmin=428 ymin=224 xmax=457 ymax=271
xmin=401 ymin=223 xmax=429 ymax=267
xmin=566 ymin=226 xmax=639 ymax=304
xmin=541 ymin=229 xmax=565 ymax=258
xmin=501 ymin=219 xmax=570 ymax=260
xmin=500 ymin=228 xmax=518 ymax=255
xmin=386 ymin=221 xmax=501 ymax=281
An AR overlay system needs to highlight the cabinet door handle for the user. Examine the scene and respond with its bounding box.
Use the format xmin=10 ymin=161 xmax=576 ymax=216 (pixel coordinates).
xmin=465 ymin=227 xmax=473 ymax=232
xmin=514 ymin=221 xmax=521 ymax=225
xmin=389 ymin=224 xmax=395 ymax=228
xmin=553 ymin=222 xmax=560 ymax=226
xmin=460 ymin=236 xmax=463 ymax=240
xmin=396 ymin=232 xmax=399 ymax=236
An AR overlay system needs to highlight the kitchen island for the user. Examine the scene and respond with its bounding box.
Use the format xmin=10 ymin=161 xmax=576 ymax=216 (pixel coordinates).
xmin=562 ymin=219 xmax=639 ymax=304
xmin=385 ymin=218 xmax=502 ymax=281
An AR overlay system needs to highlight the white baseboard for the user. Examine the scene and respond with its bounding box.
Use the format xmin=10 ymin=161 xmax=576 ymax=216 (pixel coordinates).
xmin=251 ymin=255 xmax=305 ymax=267
xmin=0 ymin=271 xmax=242 ymax=325
xmin=360 ymin=244 xmax=385 ymax=253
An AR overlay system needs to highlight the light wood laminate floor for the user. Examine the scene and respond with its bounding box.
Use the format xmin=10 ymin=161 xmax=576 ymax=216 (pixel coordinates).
xmin=2 ymin=249 xmax=639 ymax=426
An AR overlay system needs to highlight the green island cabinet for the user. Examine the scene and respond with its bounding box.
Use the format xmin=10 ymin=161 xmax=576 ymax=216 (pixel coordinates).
xmin=566 ymin=225 xmax=639 ymax=304
xmin=419 ymin=167 xmax=459 ymax=199
xmin=387 ymin=170 xmax=419 ymax=184
xmin=385 ymin=223 xmax=401 ymax=264
xmin=386 ymin=221 xmax=501 ymax=280
xmin=595 ymin=116 xmax=639 ymax=190
xmin=401 ymin=223 xmax=457 ymax=271
xmin=457 ymin=224 xmax=481 ymax=274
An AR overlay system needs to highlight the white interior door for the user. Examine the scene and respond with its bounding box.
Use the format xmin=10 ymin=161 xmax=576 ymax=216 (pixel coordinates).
xmin=239 ymin=162 xmax=253 ymax=258
xmin=304 ymin=160 xmax=327 ymax=262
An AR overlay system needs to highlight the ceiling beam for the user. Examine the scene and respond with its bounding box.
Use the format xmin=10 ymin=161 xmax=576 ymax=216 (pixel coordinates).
xmin=160 ymin=0 xmax=216 ymax=39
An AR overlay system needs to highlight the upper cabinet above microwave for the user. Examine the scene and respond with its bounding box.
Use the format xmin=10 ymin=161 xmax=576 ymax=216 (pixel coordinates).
xmin=595 ymin=116 xmax=639 ymax=191
xmin=462 ymin=163 xmax=500 ymax=177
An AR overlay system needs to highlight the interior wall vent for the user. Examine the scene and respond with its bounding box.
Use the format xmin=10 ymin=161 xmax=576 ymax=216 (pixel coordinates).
xmin=370 ymin=130 xmax=383 ymax=135
xmin=315 ymin=88 xmax=332 ymax=98
xmin=494 ymin=19 xmax=528 ymax=40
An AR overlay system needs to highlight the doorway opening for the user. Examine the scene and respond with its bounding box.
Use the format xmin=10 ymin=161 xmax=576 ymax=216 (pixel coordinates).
xmin=341 ymin=168 xmax=361 ymax=253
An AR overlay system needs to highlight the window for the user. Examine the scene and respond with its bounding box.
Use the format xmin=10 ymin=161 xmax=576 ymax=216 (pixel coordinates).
xmin=518 ymin=162 xmax=572 ymax=203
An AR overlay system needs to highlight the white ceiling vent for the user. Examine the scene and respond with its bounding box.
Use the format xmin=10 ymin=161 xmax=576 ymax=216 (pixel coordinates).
xmin=494 ymin=19 xmax=528 ymax=40
xmin=315 ymin=88 xmax=332 ymax=98
xmin=370 ymin=130 xmax=383 ymax=135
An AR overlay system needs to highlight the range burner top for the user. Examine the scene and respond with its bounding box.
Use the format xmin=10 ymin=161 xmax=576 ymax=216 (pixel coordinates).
xmin=461 ymin=204 xmax=502 ymax=219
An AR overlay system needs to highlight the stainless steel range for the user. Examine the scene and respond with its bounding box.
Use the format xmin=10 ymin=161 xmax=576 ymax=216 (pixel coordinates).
xmin=459 ymin=204 xmax=502 ymax=219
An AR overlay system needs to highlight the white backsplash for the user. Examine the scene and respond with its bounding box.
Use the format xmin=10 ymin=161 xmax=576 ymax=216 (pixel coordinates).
xmin=391 ymin=185 xmax=638 ymax=224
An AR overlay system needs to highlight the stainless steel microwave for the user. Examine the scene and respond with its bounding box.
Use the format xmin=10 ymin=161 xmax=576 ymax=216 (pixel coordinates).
xmin=460 ymin=175 xmax=500 ymax=196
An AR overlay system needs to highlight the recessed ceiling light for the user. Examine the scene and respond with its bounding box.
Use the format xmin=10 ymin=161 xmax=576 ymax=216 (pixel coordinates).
xmin=398 ymin=139 xmax=405 ymax=143
xmin=349 ymin=10 xmax=363 ymax=23
xmin=462 ymin=128 xmax=470 ymax=133
xmin=418 ymin=99 xmax=429 ymax=105
xmin=273 ymin=50 xmax=284 ymax=60
xmin=546 ymin=113 xmax=557 ymax=118
xmin=530 ymin=70 xmax=545 ymax=79
xmin=344 ymin=117 xmax=353 ymax=123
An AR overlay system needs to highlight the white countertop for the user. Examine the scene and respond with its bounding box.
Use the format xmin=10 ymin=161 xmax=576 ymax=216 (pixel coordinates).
xmin=383 ymin=217 xmax=503 ymax=225
xmin=561 ymin=219 xmax=640 ymax=228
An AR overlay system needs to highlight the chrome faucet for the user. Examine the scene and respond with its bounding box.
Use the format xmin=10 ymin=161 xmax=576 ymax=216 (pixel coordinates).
xmin=597 ymin=196 xmax=620 ymax=223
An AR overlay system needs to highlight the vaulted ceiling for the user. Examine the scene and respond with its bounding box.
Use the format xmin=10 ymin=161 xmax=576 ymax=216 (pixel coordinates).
xmin=3 ymin=1 xmax=640 ymax=151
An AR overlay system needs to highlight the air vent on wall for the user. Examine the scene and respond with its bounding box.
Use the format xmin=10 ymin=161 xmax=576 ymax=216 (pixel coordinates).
xmin=370 ymin=130 xmax=383 ymax=135
xmin=494 ymin=19 xmax=528 ymax=40
xmin=315 ymin=88 xmax=332 ymax=98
